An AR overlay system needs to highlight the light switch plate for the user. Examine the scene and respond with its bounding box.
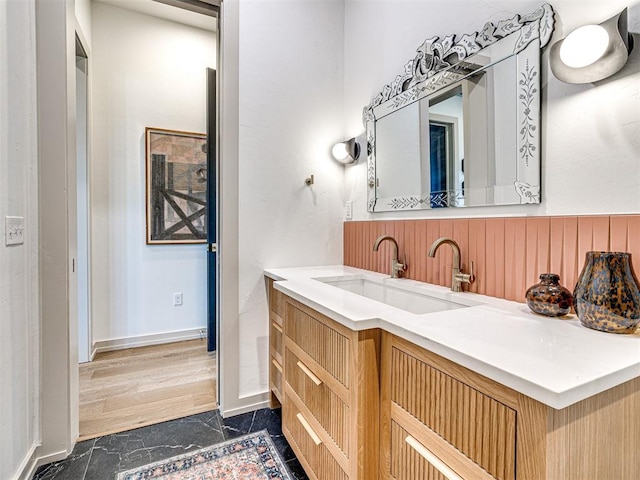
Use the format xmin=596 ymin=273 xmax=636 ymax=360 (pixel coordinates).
xmin=345 ymin=201 xmax=353 ymax=220
xmin=5 ymin=216 xmax=25 ymax=246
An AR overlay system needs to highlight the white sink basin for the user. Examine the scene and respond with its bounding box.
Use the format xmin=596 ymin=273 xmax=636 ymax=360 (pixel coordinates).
xmin=315 ymin=275 xmax=478 ymax=314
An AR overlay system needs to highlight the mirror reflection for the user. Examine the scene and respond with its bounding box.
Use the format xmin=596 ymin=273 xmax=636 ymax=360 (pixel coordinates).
xmin=364 ymin=4 xmax=555 ymax=212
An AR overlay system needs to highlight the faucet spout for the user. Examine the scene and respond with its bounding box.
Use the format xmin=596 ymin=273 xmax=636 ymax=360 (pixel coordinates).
xmin=428 ymin=237 xmax=474 ymax=292
xmin=373 ymin=235 xmax=407 ymax=278
xmin=428 ymin=237 xmax=461 ymax=269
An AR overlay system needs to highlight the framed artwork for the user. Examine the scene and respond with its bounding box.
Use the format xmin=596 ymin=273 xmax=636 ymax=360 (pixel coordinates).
xmin=145 ymin=127 xmax=208 ymax=244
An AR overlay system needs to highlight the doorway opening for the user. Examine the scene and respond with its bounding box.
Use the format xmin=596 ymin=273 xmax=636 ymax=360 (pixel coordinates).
xmin=76 ymin=0 xmax=220 ymax=440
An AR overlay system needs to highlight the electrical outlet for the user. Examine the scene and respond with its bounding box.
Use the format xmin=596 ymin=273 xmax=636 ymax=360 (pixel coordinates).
xmin=5 ymin=216 xmax=25 ymax=246
xmin=345 ymin=201 xmax=353 ymax=220
xmin=173 ymin=292 xmax=183 ymax=306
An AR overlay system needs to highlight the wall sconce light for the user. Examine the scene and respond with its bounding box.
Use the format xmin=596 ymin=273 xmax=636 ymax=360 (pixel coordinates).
xmin=331 ymin=138 xmax=360 ymax=165
xmin=550 ymin=8 xmax=634 ymax=84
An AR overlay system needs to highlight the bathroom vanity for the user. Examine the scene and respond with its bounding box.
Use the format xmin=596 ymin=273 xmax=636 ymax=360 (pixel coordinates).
xmin=265 ymin=266 xmax=640 ymax=480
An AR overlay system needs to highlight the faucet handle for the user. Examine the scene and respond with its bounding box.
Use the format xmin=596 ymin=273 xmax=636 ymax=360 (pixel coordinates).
xmin=456 ymin=261 xmax=475 ymax=286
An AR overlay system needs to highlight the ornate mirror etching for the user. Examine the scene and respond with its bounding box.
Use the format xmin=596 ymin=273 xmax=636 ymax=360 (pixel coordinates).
xmin=363 ymin=4 xmax=555 ymax=212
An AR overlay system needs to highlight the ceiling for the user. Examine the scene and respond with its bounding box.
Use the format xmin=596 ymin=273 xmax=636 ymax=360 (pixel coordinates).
xmin=95 ymin=0 xmax=217 ymax=32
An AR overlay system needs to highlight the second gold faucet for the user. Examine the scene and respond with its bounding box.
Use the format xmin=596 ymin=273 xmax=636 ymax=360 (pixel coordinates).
xmin=428 ymin=237 xmax=474 ymax=292
xmin=373 ymin=235 xmax=407 ymax=278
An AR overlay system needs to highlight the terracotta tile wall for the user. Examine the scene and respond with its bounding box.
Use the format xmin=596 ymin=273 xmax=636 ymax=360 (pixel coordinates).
xmin=343 ymin=215 xmax=640 ymax=303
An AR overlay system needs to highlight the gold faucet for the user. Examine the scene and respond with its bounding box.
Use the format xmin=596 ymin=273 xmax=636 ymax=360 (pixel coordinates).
xmin=428 ymin=237 xmax=474 ymax=292
xmin=373 ymin=235 xmax=407 ymax=278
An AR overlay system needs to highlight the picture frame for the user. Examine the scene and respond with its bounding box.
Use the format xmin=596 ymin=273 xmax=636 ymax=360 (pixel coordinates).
xmin=145 ymin=127 xmax=208 ymax=244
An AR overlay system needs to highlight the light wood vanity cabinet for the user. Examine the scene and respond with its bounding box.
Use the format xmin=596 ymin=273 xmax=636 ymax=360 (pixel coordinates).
xmin=268 ymin=279 xmax=285 ymax=407
xmin=272 ymin=288 xmax=640 ymax=480
xmin=281 ymin=296 xmax=380 ymax=480
xmin=380 ymin=334 xmax=530 ymax=480
xmin=380 ymin=332 xmax=640 ymax=480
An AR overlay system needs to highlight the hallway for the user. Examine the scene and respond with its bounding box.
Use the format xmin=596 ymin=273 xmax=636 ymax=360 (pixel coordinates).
xmin=79 ymin=339 xmax=216 ymax=440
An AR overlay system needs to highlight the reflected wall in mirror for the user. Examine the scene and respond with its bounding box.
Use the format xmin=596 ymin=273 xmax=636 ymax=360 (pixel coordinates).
xmin=364 ymin=4 xmax=555 ymax=212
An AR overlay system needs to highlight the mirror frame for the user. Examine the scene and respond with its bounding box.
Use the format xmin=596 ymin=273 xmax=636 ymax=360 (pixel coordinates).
xmin=363 ymin=4 xmax=555 ymax=212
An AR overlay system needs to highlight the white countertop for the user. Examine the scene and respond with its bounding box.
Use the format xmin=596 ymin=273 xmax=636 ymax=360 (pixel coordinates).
xmin=264 ymin=265 xmax=640 ymax=410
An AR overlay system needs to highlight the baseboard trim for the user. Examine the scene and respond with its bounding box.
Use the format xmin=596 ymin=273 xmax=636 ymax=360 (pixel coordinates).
xmin=15 ymin=445 xmax=70 ymax=480
xmin=93 ymin=328 xmax=207 ymax=354
xmin=14 ymin=443 xmax=38 ymax=480
xmin=220 ymin=399 xmax=271 ymax=418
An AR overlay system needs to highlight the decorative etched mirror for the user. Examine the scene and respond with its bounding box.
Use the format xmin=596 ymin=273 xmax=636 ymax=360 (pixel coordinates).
xmin=363 ymin=4 xmax=555 ymax=212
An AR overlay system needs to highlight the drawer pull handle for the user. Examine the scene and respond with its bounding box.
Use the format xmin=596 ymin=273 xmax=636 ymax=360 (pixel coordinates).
xmin=296 ymin=413 xmax=322 ymax=446
xmin=271 ymin=358 xmax=282 ymax=373
xmin=272 ymin=322 xmax=283 ymax=333
xmin=405 ymin=435 xmax=462 ymax=480
xmin=296 ymin=361 xmax=322 ymax=386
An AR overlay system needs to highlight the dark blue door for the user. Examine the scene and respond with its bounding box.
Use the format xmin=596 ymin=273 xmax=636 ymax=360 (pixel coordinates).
xmin=206 ymin=68 xmax=217 ymax=352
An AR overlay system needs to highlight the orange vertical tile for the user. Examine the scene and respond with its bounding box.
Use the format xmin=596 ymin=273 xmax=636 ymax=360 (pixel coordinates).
xmin=351 ymin=221 xmax=359 ymax=267
xmin=360 ymin=221 xmax=367 ymax=269
xmin=414 ymin=220 xmax=427 ymax=282
xmin=342 ymin=222 xmax=349 ymax=265
xmin=351 ymin=222 xmax=367 ymax=268
xmin=576 ymin=216 xmax=610 ymax=279
xmin=504 ymin=218 xmax=527 ymax=302
xmin=610 ymin=215 xmax=640 ymax=277
xmin=348 ymin=221 xmax=356 ymax=267
xmin=362 ymin=221 xmax=370 ymax=270
xmin=370 ymin=221 xmax=380 ymax=272
xmin=404 ymin=221 xmax=416 ymax=279
xmin=525 ymin=217 xmax=551 ymax=290
xmin=468 ymin=219 xmax=486 ymax=295
xmin=363 ymin=221 xmax=371 ymax=271
xmin=425 ymin=220 xmax=440 ymax=285
xmin=550 ymin=217 xmax=579 ymax=292
xmin=485 ymin=218 xmax=505 ymax=299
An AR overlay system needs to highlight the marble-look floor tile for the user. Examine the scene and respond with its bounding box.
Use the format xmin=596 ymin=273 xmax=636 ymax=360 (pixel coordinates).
xmin=83 ymin=411 xmax=225 ymax=479
xmin=286 ymin=458 xmax=310 ymax=480
xmin=33 ymin=439 xmax=95 ymax=480
xmin=33 ymin=408 xmax=309 ymax=480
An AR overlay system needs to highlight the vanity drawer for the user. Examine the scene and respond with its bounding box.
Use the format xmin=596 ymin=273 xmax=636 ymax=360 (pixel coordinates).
xmin=270 ymin=282 xmax=286 ymax=320
xmin=391 ymin=420 xmax=454 ymax=480
xmin=270 ymin=316 xmax=283 ymax=364
xmin=283 ymin=391 xmax=349 ymax=480
xmin=390 ymin=345 xmax=516 ymax=480
xmin=270 ymin=356 xmax=283 ymax=402
xmin=285 ymin=347 xmax=350 ymax=456
xmin=285 ymin=299 xmax=351 ymax=387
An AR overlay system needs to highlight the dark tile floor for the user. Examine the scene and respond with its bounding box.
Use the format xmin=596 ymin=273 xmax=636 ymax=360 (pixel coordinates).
xmin=33 ymin=408 xmax=308 ymax=480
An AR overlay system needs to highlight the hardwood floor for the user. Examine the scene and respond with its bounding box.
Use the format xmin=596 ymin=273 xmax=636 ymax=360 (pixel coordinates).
xmin=79 ymin=339 xmax=217 ymax=441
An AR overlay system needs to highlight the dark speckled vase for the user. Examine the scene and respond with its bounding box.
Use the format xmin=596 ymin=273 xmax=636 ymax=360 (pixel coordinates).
xmin=525 ymin=273 xmax=573 ymax=317
xmin=573 ymin=251 xmax=640 ymax=334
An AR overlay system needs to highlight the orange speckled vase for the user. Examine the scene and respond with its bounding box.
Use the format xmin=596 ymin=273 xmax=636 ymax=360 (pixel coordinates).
xmin=525 ymin=274 xmax=573 ymax=317
xmin=574 ymin=252 xmax=640 ymax=334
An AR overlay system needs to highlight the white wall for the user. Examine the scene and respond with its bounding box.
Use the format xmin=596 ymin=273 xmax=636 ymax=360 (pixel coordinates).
xmin=344 ymin=0 xmax=640 ymax=220
xmin=0 ymin=0 xmax=40 ymax=478
xmin=219 ymin=0 xmax=346 ymax=414
xmin=75 ymin=0 xmax=91 ymax=44
xmin=90 ymin=2 xmax=216 ymax=343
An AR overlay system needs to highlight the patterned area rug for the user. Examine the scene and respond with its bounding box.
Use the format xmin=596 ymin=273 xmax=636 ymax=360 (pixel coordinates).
xmin=117 ymin=430 xmax=293 ymax=479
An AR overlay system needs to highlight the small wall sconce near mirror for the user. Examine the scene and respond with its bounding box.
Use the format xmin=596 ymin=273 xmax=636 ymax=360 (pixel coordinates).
xmin=331 ymin=138 xmax=361 ymax=165
xmin=550 ymin=8 xmax=634 ymax=83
